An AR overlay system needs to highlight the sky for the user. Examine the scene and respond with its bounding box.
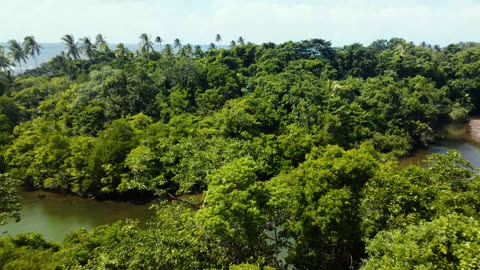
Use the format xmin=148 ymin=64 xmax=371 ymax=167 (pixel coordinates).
xmin=1 ymin=0 xmax=480 ymax=46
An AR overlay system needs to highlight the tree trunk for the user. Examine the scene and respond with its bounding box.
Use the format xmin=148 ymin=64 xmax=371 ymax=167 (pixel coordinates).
xmin=34 ymin=55 xmax=38 ymax=73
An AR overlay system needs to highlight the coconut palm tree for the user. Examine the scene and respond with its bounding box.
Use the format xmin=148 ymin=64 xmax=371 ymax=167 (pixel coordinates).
xmin=95 ymin=34 xmax=108 ymax=52
xmin=230 ymin=40 xmax=236 ymax=48
xmin=208 ymin=43 xmax=216 ymax=51
xmin=163 ymin=44 xmax=173 ymax=57
xmin=139 ymin=33 xmax=154 ymax=61
xmin=173 ymin=38 xmax=182 ymax=50
xmin=155 ymin=36 xmax=163 ymax=51
xmin=23 ymin=36 xmax=43 ymax=70
xmin=215 ymin=34 xmax=222 ymax=43
xmin=115 ymin=43 xmax=128 ymax=58
xmin=7 ymin=40 xmax=27 ymax=73
xmin=238 ymin=36 xmax=245 ymax=46
xmin=62 ymin=34 xmax=80 ymax=60
xmin=0 ymin=47 xmax=13 ymax=72
xmin=193 ymin=45 xmax=204 ymax=58
xmin=80 ymin=36 xmax=96 ymax=62
xmin=181 ymin=44 xmax=193 ymax=57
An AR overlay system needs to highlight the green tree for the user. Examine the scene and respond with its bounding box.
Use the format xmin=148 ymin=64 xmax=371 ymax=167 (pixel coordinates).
xmin=238 ymin=36 xmax=245 ymax=45
xmin=0 ymin=46 xmax=13 ymax=72
xmin=155 ymin=36 xmax=163 ymax=51
xmin=268 ymin=144 xmax=380 ymax=269
xmin=198 ymin=157 xmax=276 ymax=266
xmin=114 ymin=43 xmax=129 ymax=58
xmin=0 ymin=233 xmax=59 ymax=269
xmin=95 ymin=34 xmax=108 ymax=52
xmin=361 ymin=151 xmax=480 ymax=239
xmin=23 ymin=36 xmax=43 ymax=70
xmin=362 ymin=214 xmax=480 ymax=270
xmin=138 ymin=33 xmax=154 ymax=62
xmin=0 ymin=173 xmax=21 ymax=225
xmin=7 ymin=40 xmax=27 ymax=73
xmin=61 ymin=34 xmax=80 ymax=60
xmin=208 ymin=43 xmax=216 ymax=51
xmin=215 ymin=33 xmax=222 ymax=44
xmin=79 ymin=36 xmax=96 ymax=62
xmin=174 ymin=38 xmax=182 ymax=50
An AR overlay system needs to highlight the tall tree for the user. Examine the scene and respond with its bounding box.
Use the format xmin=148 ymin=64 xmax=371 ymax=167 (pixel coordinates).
xmin=114 ymin=43 xmax=129 ymax=58
xmin=23 ymin=36 xmax=43 ymax=70
xmin=80 ymin=36 xmax=96 ymax=62
xmin=0 ymin=46 xmax=13 ymax=72
xmin=155 ymin=36 xmax=163 ymax=51
xmin=193 ymin=45 xmax=204 ymax=58
xmin=215 ymin=34 xmax=222 ymax=44
xmin=7 ymin=40 xmax=27 ymax=73
xmin=61 ymin=34 xmax=80 ymax=60
xmin=138 ymin=33 xmax=154 ymax=62
xmin=230 ymin=40 xmax=236 ymax=48
xmin=95 ymin=34 xmax=108 ymax=51
xmin=174 ymin=38 xmax=182 ymax=50
xmin=181 ymin=44 xmax=193 ymax=57
xmin=163 ymin=44 xmax=173 ymax=57
xmin=237 ymin=36 xmax=245 ymax=45
xmin=208 ymin=43 xmax=216 ymax=51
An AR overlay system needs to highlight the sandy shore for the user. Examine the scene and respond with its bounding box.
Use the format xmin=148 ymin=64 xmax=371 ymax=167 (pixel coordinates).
xmin=468 ymin=119 xmax=480 ymax=142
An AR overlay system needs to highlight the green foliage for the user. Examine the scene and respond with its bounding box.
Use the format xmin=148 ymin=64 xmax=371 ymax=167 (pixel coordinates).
xmin=0 ymin=233 xmax=59 ymax=270
xmin=361 ymin=150 xmax=479 ymax=239
xmin=0 ymin=173 xmax=21 ymax=225
xmin=57 ymin=204 xmax=224 ymax=269
xmin=199 ymin=157 xmax=276 ymax=265
xmin=268 ymin=143 xmax=380 ymax=269
xmin=362 ymin=214 xmax=480 ymax=270
xmin=2 ymin=37 xmax=480 ymax=269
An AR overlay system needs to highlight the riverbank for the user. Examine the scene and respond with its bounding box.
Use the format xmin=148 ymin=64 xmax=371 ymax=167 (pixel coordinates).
xmin=469 ymin=117 xmax=480 ymax=143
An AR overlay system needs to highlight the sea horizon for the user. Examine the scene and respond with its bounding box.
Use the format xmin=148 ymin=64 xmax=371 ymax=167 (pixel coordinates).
xmin=0 ymin=42 xmax=228 ymax=71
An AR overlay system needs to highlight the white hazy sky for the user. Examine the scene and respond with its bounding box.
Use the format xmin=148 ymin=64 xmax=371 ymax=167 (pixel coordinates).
xmin=1 ymin=0 xmax=480 ymax=46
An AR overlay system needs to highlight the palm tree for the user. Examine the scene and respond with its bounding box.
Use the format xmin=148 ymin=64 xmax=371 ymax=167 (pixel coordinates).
xmin=193 ymin=45 xmax=204 ymax=58
xmin=208 ymin=43 xmax=216 ymax=51
xmin=0 ymin=46 xmax=13 ymax=72
xmin=163 ymin=44 xmax=173 ymax=57
xmin=238 ymin=36 xmax=245 ymax=46
xmin=181 ymin=44 xmax=193 ymax=57
xmin=95 ymin=34 xmax=108 ymax=51
xmin=230 ymin=40 xmax=236 ymax=48
xmin=173 ymin=38 xmax=182 ymax=50
xmin=62 ymin=34 xmax=80 ymax=60
xmin=80 ymin=36 xmax=96 ymax=62
xmin=115 ymin=43 xmax=128 ymax=58
xmin=7 ymin=40 xmax=27 ymax=73
xmin=215 ymin=34 xmax=222 ymax=44
xmin=23 ymin=36 xmax=43 ymax=70
xmin=155 ymin=36 xmax=163 ymax=51
xmin=139 ymin=33 xmax=154 ymax=61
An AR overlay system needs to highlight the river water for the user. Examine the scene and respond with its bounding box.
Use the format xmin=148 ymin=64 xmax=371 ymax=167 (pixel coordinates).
xmin=1 ymin=121 xmax=479 ymax=243
xmin=400 ymin=121 xmax=480 ymax=168
xmin=1 ymin=190 xmax=155 ymax=242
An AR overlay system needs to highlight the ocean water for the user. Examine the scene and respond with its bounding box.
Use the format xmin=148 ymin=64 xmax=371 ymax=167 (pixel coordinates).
xmin=0 ymin=43 xmax=137 ymax=71
xmin=0 ymin=42 xmax=227 ymax=72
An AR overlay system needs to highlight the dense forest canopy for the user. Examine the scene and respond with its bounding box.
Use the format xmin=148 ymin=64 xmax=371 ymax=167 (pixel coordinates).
xmin=0 ymin=35 xmax=479 ymax=269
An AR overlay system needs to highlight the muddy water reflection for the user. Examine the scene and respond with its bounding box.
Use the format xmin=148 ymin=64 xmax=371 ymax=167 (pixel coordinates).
xmin=1 ymin=190 xmax=154 ymax=242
